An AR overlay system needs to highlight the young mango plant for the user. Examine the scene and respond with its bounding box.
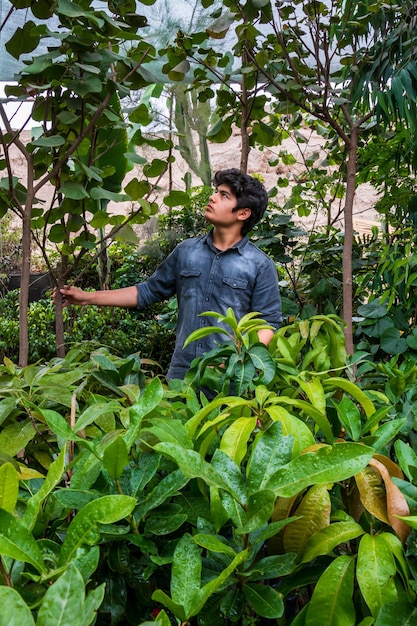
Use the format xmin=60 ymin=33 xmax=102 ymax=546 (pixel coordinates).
xmin=184 ymin=308 xmax=276 ymax=397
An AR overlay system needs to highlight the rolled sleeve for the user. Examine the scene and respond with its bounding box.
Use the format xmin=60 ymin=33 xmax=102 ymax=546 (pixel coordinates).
xmin=251 ymin=257 xmax=282 ymax=329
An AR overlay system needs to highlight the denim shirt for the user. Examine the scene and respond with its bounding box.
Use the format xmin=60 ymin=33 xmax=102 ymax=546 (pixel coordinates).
xmin=136 ymin=230 xmax=282 ymax=379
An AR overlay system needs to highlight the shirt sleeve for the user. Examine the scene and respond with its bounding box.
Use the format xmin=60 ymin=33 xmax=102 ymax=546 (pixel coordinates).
xmin=251 ymin=256 xmax=282 ymax=329
xmin=136 ymin=246 xmax=178 ymax=308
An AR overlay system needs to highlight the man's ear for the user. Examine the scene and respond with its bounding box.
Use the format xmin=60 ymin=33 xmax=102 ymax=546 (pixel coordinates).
xmin=237 ymin=208 xmax=251 ymax=221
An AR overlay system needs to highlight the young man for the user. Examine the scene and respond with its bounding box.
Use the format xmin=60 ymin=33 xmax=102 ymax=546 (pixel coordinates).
xmin=57 ymin=168 xmax=282 ymax=380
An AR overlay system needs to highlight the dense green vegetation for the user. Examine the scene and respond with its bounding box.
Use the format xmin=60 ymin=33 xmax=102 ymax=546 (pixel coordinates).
xmin=2 ymin=0 xmax=417 ymax=624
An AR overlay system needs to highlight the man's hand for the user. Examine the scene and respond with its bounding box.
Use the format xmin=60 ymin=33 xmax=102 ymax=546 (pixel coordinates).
xmin=54 ymin=286 xmax=91 ymax=307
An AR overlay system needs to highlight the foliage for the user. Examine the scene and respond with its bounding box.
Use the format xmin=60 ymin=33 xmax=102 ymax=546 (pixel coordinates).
xmin=1 ymin=313 xmax=417 ymax=625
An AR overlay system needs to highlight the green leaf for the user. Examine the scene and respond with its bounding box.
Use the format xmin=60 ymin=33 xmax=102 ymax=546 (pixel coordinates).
xmin=220 ymin=417 xmax=257 ymax=465
xmin=323 ymin=377 xmax=376 ymax=418
xmin=37 ymin=562 xmax=105 ymax=626
xmin=59 ymin=182 xmax=89 ymax=199
xmin=0 ymin=587 xmax=35 ymax=626
xmin=134 ymin=470 xmax=189 ymax=521
xmin=124 ymin=377 xmax=164 ymax=448
xmin=102 ymin=436 xmax=128 ymax=480
xmin=301 ymin=521 xmax=365 ymax=563
xmin=5 ymin=20 xmax=40 ymax=58
xmin=31 ymin=135 xmax=66 ymax=148
xmin=154 ymin=442 xmax=240 ymax=499
xmin=41 ymin=408 xmax=76 ymax=441
xmin=305 ymin=556 xmax=355 ymax=626
xmin=237 ymin=489 xmax=276 ymax=534
xmin=170 ymin=534 xmax=201 ymax=615
xmin=247 ymin=421 xmax=294 ymax=495
xmin=23 ymin=447 xmax=66 ymax=530
xmin=0 ymin=462 xmax=19 ymax=512
xmin=74 ymin=401 xmax=121 ymax=432
xmin=242 ymin=583 xmax=284 ymax=619
xmin=266 ymin=443 xmax=375 ymax=497
xmin=334 ymin=395 xmax=362 ymax=441
xmin=267 ymin=406 xmax=315 ymax=456
xmin=193 ymin=534 xmax=237 ymax=557
xmin=59 ymin=495 xmax=136 ymax=564
xmin=0 ymin=509 xmax=46 ymax=573
xmin=0 ymin=420 xmax=36 ymax=456
xmin=163 ymin=190 xmax=190 ymax=207
xmin=356 ymin=534 xmax=398 ymax=617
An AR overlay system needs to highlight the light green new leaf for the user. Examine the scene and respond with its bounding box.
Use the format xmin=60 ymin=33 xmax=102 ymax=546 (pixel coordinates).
xmin=242 ymin=583 xmax=284 ymax=619
xmin=102 ymin=435 xmax=128 ymax=480
xmin=0 ymin=587 xmax=35 ymax=626
xmin=266 ymin=443 xmax=374 ymax=497
xmin=0 ymin=461 xmax=19 ymax=512
xmin=247 ymin=421 xmax=294 ymax=495
xmin=59 ymin=495 xmax=136 ymax=564
xmin=23 ymin=446 xmax=66 ymax=531
xmin=37 ymin=562 xmax=105 ymax=626
xmin=0 ymin=509 xmax=46 ymax=573
xmin=357 ymin=534 xmax=398 ymax=617
xmin=306 ymin=556 xmax=356 ymax=626
xmin=301 ymin=521 xmax=365 ymax=563
xmin=323 ymin=377 xmax=376 ymax=418
xmin=193 ymin=533 xmax=237 ymax=557
xmin=267 ymin=406 xmax=315 ymax=457
xmin=220 ymin=417 xmax=257 ymax=466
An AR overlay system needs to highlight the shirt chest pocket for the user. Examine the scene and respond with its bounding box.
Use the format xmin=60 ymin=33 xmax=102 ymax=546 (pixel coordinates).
xmin=221 ymin=275 xmax=249 ymax=309
xmin=179 ymin=268 xmax=202 ymax=299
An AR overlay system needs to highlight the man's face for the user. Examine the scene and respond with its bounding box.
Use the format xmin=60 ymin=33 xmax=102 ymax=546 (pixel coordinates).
xmin=205 ymin=184 xmax=250 ymax=229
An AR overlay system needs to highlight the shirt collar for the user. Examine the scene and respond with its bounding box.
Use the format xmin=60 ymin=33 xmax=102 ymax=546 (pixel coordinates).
xmin=204 ymin=229 xmax=249 ymax=255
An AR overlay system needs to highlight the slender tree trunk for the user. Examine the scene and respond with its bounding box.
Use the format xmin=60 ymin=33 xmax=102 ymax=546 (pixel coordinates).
xmin=342 ymin=129 xmax=358 ymax=356
xmin=19 ymin=194 xmax=33 ymax=367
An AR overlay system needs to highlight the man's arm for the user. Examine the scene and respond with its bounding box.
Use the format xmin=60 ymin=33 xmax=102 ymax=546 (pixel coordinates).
xmin=55 ymin=285 xmax=138 ymax=308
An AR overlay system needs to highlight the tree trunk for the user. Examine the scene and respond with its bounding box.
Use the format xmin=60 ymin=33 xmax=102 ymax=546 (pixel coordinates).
xmin=18 ymin=195 xmax=33 ymax=367
xmin=342 ymin=130 xmax=358 ymax=356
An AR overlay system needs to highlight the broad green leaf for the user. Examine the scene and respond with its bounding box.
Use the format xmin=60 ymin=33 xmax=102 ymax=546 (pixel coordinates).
xmin=0 ymin=509 xmax=46 ymax=573
xmin=59 ymin=495 xmax=136 ymax=564
xmin=247 ymin=421 xmax=294 ymax=495
xmin=102 ymin=436 xmax=128 ymax=480
xmin=170 ymin=533 xmax=201 ymax=616
xmin=142 ymin=416 xmax=193 ymax=449
xmin=0 ymin=397 xmax=17 ymax=427
xmin=305 ymin=556 xmax=355 ymax=626
xmin=283 ymin=484 xmax=331 ymax=557
xmin=356 ymin=534 xmax=398 ymax=617
xmin=247 ymin=553 xmax=297 ymax=581
xmin=23 ymin=447 xmax=66 ymax=530
xmin=211 ymin=449 xmax=247 ymax=504
xmin=334 ymin=395 xmax=362 ymax=441
xmin=375 ymin=601 xmax=417 ymax=625
xmin=237 ymin=490 xmax=276 ymax=534
xmin=124 ymin=377 xmax=164 ymax=448
xmin=37 ymin=562 xmax=105 ymax=626
xmin=242 ymin=583 xmax=284 ymax=619
xmin=301 ymin=521 xmax=364 ymax=563
xmin=267 ymin=443 xmax=374 ymax=497
xmin=31 ymin=135 xmax=66 ymax=148
xmin=0 ymin=462 xmax=19 ymax=512
xmin=193 ymin=534 xmax=237 ymax=557
xmin=74 ymin=401 xmax=122 ymax=432
xmin=296 ymin=376 xmax=326 ymax=414
xmin=154 ymin=442 xmax=240 ymax=499
xmin=220 ymin=417 xmax=257 ymax=465
xmin=41 ymin=408 xmax=76 ymax=441
xmin=394 ymin=440 xmax=417 ymax=482
xmin=134 ymin=470 xmax=189 ymax=521
xmin=267 ymin=406 xmax=315 ymax=456
xmin=0 ymin=587 xmax=35 ymax=626
xmin=0 ymin=420 xmax=36 ymax=456
xmin=273 ymin=396 xmax=333 ymax=443
xmin=323 ymin=377 xmax=375 ymax=418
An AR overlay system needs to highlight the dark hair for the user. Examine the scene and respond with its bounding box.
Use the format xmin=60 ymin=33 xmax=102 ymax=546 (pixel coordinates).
xmin=212 ymin=168 xmax=268 ymax=235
